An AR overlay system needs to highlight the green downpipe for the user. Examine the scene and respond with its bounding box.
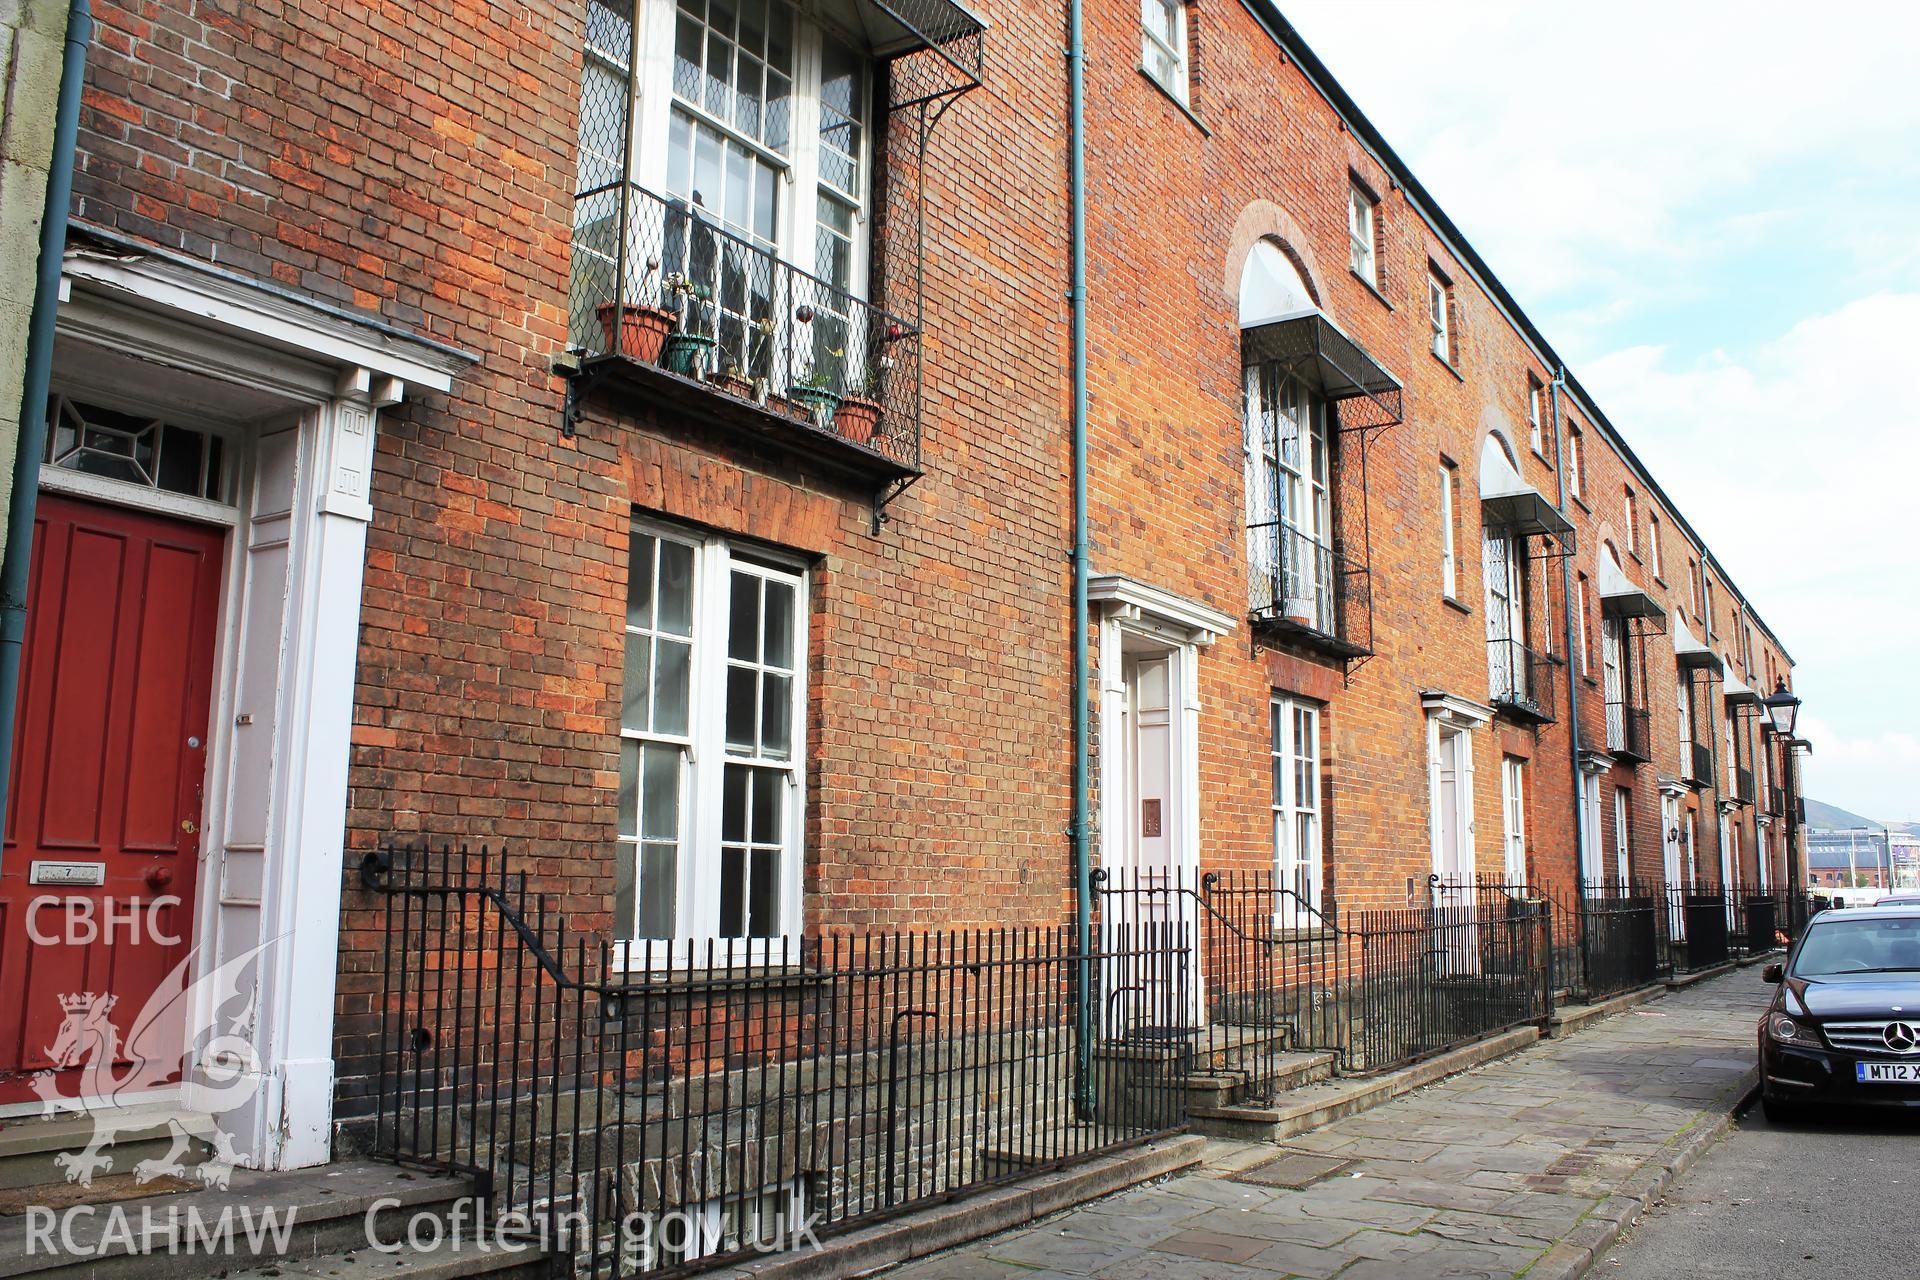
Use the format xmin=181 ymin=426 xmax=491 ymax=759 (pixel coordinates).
xmin=0 ymin=0 xmax=92 ymax=857
xmin=1067 ymin=0 xmax=1093 ymax=1116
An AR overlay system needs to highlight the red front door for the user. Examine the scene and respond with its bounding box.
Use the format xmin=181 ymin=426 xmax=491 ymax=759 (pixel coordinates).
xmin=0 ymin=494 xmax=224 ymax=1106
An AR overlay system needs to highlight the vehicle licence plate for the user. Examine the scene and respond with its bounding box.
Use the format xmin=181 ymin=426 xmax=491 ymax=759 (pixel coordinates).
xmin=1856 ymin=1062 xmax=1920 ymax=1084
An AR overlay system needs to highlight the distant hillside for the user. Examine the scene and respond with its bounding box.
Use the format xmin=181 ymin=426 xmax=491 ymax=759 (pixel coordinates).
xmin=1804 ymin=798 xmax=1885 ymax=830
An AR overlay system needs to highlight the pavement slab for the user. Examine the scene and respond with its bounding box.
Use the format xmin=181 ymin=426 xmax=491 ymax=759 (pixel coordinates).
xmin=884 ymin=967 xmax=1769 ymax=1280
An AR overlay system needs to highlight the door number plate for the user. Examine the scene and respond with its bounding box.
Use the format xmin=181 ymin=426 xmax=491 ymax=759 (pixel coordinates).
xmin=29 ymin=860 xmax=107 ymax=887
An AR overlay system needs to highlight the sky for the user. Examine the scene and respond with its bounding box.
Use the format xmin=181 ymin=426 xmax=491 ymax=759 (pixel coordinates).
xmin=1281 ymin=0 xmax=1920 ymax=824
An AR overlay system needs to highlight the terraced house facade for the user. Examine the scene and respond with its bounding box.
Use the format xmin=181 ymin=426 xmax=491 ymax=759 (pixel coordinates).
xmin=0 ymin=0 xmax=1806 ymax=1270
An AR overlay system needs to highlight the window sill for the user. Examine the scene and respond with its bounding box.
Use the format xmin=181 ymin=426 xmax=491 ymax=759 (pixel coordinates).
xmin=1570 ymin=494 xmax=1592 ymax=514
xmin=1654 ymin=576 xmax=1668 ymax=590
xmin=1442 ymin=594 xmax=1472 ymax=616
xmin=1351 ymin=269 xmax=1394 ymax=311
xmin=1138 ymin=66 xmax=1211 ymax=135
xmin=1430 ymin=350 xmax=1464 ymax=382
xmin=1532 ymin=444 xmax=1552 ymax=465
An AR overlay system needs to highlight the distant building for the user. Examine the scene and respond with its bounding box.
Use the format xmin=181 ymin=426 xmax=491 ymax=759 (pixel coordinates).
xmin=1806 ymin=829 xmax=1896 ymax=890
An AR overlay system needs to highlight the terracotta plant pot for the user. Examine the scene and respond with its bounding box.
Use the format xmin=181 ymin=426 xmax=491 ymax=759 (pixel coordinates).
xmin=835 ymin=395 xmax=881 ymax=446
xmin=767 ymin=394 xmax=808 ymax=422
xmin=595 ymin=303 xmax=676 ymax=363
xmin=712 ymin=371 xmax=756 ymax=402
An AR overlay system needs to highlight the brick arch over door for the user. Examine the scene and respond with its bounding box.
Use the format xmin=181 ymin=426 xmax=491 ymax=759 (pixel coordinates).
xmin=1224 ymin=202 xmax=1325 ymax=312
xmin=1478 ymin=402 xmax=1522 ymax=472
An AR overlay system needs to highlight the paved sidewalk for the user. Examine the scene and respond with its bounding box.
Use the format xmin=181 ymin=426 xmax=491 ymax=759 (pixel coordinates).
xmin=888 ymin=969 xmax=1770 ymax=1280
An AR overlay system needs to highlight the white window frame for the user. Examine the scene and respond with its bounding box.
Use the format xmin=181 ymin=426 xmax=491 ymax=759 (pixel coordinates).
xmin=1439 ymin=463 xmax=1457 ymax=598
xmin=1427 ymin=271 xmax=1450 ymax=362
xmin=1270 ymin=695 xmax=1323 ymax=925
xmin=1677 ymin=677 xmax=1693 ymax=772
xmin=1648 ymin=512 xmax=1663 ymax=580
xmin=1613 ymin=786 xmax=1632 ymax=888
xmin=1483 ymin=528 xmax=1526 ymax=700
xmin=1139 ymin=0 xmax=1189 ymax=103
xmin=1624 ymin=489 xmax=1638 ymax=556
xmin=611 ymin=0 xmax=873 ymax=299
xmin=1526 ymin=376 xmax=1543 ymax=455
xmin=619 ymin=518 xmax=808 ymax=953
xmin=1600 ymin=616 xmax=1625 ymax=751
xmin=1579 ymin=772 xmax=1603 ymax=884
xmin=1244 ymin=363 xmax=1333 ymax=631
xmin=1348 ymin=182 xmax=1377 ymax=286
xmin=1501 ymin=755 xmax=1527 ymax=884
xmin=1567 ymin=428 xmax=1584 ymax=499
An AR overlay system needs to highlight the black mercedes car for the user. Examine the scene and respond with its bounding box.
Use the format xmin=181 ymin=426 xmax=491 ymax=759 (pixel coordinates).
xmin=1760 ymin=904 xmax=1920 ymax=1121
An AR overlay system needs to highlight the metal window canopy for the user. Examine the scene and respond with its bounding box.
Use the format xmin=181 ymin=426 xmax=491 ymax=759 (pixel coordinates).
xmin=1723 ymin=670 xmax=1763 ymax=708
xmin=1598 ymin=555 xmax=1666 ymax=630
xmin=835 ymin=0 xmax=987 ymax=105
xmin=1672 ymin=616 xmax=1723 ymax=674
xmin=1240 ymin=311 xmax=1404 ymax=436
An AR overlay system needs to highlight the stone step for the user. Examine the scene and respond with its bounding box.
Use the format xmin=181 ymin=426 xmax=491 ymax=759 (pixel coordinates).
xmin=0 ymin=1107 xmax=209 ymax=1193
xmin=1180 ymin=1047 xmax=1337 ymax=1109
xmin=0 ymin=1161 xmax=482 ymax=1280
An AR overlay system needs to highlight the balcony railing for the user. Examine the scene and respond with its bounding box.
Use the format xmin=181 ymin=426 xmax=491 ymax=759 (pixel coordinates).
xmin=1248 ymin=521 xmax=1372 ymax=658
xmin=1736 ymin=766 xmax=1756 ymax=806
xmin=1688 ymin=741 xmax=1714 ymax=786
xmin=1488 ymin=637 xmax=1555 ymax=724
xmin=569 ymin=183 xmax=922 ymax=473
xmin=1770 ymin=785 xmax=1786 ymax=816
xmin=1616 ymin=707 xmax=1652 ymax=762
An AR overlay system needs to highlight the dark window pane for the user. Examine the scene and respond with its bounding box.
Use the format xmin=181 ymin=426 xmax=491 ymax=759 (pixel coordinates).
xmin=725 ymin=665 xmax=757 ymax=750
xmin=204 ymin=434 xmax=224 ymax=500
xmin=157 ymin=425 xmax=203 ymax=496
xmin=722 ymin=764 xmax=748 ymax=842
xmin=617 ymin=739 xmax=639 ymax=841
xmin=751 ymin=767 xmax=780 ymax=844
xmin=638 ymin=841 xmax=677 ymax=939
xmin=614 ymin=839 xmax=636 ymax=941
xmin=762 ymin=581 xmax=794 ymax=667
xmin=720 ymin=846 xmax=746 ymax=937
xmin=729 ymin=572 xmax=760 ymax=661
xmin=748 ymin=849 xmax=776 ymax=937
xmin=640 ymin=743 xmax=679 ymax=840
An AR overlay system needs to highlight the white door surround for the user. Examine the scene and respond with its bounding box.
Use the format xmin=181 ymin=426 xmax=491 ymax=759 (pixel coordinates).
xmin=1421 ymin=692 xmax=1492 ymax=901
xmin=50 ymin=245 xmax=470 ymax=1171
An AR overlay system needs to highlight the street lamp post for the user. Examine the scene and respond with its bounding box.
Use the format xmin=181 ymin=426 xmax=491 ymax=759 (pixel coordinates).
xmin=1762 ymin=679 xmax=1804 ymax=928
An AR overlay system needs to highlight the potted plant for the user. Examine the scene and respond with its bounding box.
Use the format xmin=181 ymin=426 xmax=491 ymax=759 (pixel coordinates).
xmin=594 ymin=258 xmax=676 ymax=362
xmin=659 ymin=275 xmax=717 ymax=378
xmin=710 ymin=358 xmax=756 ymax=402
xmin=834 ymin=358 xmax=888 ymax=446
xmin=788 ymin=368 xmax=841 ymax=428
xmin=1283 ymin=596 xmax=1317 ymax=628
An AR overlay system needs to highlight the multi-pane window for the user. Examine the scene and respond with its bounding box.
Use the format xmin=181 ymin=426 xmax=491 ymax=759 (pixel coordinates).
xmin=1567 ymin=427 xmax=1585 ymax=499
xmin=1702 ymin=574 xmax=1716 ymax=639
xmin=1575 ymin=572 xmax=1592 ymax=675
xmin=1648 ymin=513 xmax=1663 ymax=580
xmin=1526 ymin=375 xmax=1544 ymax=455
xmin=1427 ymin=270 xmax=1451 ymax=362
xmin=1347 ymin=182 xmax=1377 ymax=286
xmin=1244 ymin=364 xmax=1333 ymax=631
xmin=619 ymin=521 xmax=806 ymax=944
xmin=1140 ymin=0 xmax=1188 ymax=102
xmin=1270 ymin=696 xmax=1322 ymax=922
xmin=1613 ymin=787 xmax=1632 ymax=887
xmin=1580 ymin=772 xmax=1603 ymax=883
xmin=1484 ymin=529 xmax=1525 ymax=700
xmin=1677 ymin=678 xmax=1693 ymax=772
xmin=573 ymin=0 xmax=872 ymax=368
xmin=43 ymin=395 xmax=229 ymax=503
xmin=1687 ymin=559 xmax=1701 ymax=620
xmin=1501 ymin=756 xmax=1527 ymax=883
xmin=1439 ymin=462 xmax=1457 ymax=598
xmin=1624 ymin=488 xmax=1639 ymax=556
xmin=1601 ymin=616 xmax=1626 ymax=750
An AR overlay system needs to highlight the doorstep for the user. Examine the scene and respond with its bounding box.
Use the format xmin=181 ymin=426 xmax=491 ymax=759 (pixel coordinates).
xmin=1188 ymin=1025 xmax=1542 ymax=1142
xmin=1547 ymin=982 xmax=1667 ymax=1038
xmin=1734 ymin=948 xmax=1785 ymax=968
xmin=710 ymin=1135 xmax=1208 ymax=1280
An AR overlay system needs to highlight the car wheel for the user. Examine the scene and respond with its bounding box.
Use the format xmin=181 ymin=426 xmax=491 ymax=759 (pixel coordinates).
xmin=1760 ymin=1094 xmax=1802 ymax=1125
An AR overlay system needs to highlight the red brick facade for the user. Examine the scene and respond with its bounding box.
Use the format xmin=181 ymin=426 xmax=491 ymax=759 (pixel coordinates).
xmin=61 ymin=0 xmax=1798 ymax=1131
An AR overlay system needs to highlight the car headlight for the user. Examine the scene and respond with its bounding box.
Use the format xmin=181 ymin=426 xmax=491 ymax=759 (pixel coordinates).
xmin=1769 ymin=1015 xmax=1821 ymax=1046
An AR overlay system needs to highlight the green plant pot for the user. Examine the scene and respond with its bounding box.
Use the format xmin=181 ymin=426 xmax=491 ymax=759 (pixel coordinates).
xmin=789 ymin=385 xmax=841 ymax=427
xmin=661 ymin=332 xmax=717 ymax=378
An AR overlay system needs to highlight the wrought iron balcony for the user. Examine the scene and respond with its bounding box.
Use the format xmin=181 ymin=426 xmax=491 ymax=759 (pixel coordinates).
xmin=1736 ymin=767 xmax=1756 ymax=806
xmin=1688 ymin=741 xmax=1714 ymax=787
xmin=1248 ymin=522 xmax=1373 ymax=660
xmin=568 ymin=184 xmax=921 ymax=481
xmin=1604 ymin=696 xmax=1651 ymax=763
xmin=1770 ymin=785 xmax=1786 ymax=816
xmin=1488 ymin=637 xmax=1555 ymax=724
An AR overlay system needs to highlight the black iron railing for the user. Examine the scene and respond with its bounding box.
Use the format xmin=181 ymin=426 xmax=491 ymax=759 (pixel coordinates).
xmin=1488 ymin=638 xmax=1555 ymax=724
xmin=1479 ymin=877 xmax=1665 ymax=1005
xmin=360 ymin=848 xmax=1186 ymax=1277
xmin=1606 ymin=704 xmax=1651 ymax=762
xmin=1247 ymin=524 xmax=1372 ymax=659
xmin=1736 ymin=767 xmax=1756 ymax=806
xmin=1688 ymin=741 xmax=1715 ymax=787
xmin=1095 ymin=870 xmax=1552 ymax=1079
xmin=570 ymin=183 xmax=923 ymax=469
xmin=1668 ymin=881 xmax=1732 ymax=971
xmin=1770 ymin=786 xmax=1786 ymax=817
